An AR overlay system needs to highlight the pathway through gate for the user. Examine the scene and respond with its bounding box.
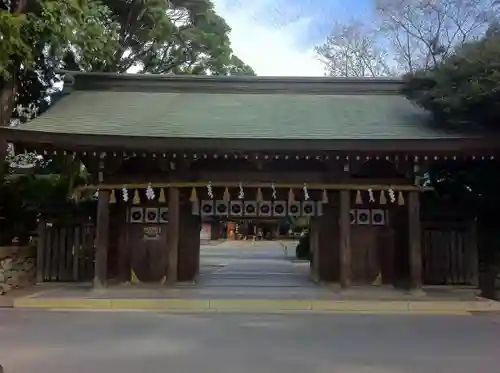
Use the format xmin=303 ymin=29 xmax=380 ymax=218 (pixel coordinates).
xmin=196 ymin=240 xmax=329 ymax=299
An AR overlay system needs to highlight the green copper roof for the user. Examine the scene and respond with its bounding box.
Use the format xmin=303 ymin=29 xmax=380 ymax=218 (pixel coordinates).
xmin=9 ymin=72 xmax=459 ymax=140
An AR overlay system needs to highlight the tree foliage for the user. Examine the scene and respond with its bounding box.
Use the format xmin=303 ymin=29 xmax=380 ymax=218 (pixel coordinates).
xmin=0 ymin=0 xmax=120 ymax=127
xmin=403 ymin=25 xmax=500 ymax=298
xmin=403 ymin=29 xmax=500 ymax=128
xmin=403 ymin=27 xmax=500 ymax=214
xmin=1 ymin=0 xmax=254 ymax=127
xmin=0 ymin=0 xmax=254 ymax=245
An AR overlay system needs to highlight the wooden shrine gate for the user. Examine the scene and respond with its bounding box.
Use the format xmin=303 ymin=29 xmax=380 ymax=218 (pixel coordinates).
xmin=422 ymin=222 xmax=478 ymax=286
xmin=36 ymin=220 xmax=96 ymax=282
xmin=33 ymin=218 xmax=479 ymax=286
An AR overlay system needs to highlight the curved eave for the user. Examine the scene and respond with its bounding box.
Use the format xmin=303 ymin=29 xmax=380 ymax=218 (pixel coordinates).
xmin=2 ymin=127 xmax=500 ymax=154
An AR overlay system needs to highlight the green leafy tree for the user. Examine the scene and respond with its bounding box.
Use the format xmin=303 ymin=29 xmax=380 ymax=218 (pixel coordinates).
xmin=0 ymin=0 xmax=119 ymax=186
xmin=61 ymin=0 xmax=254 ymax=75
xmin=0 ymin=0 xmax=254 ymax=245
xmin=1 ymin=0 xmax=254 ymax=131
xmin=403 ymin=30 xmax=500 ymax=128
xmin=0 ymin=0 xmax=119 ymax=125
xmin=403 ymin=26 xmax=500 ymax=298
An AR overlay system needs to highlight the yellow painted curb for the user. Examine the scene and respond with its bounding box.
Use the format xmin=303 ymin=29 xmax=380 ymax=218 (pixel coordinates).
xmin=10 ymin=297 xmax=499 ymax=315
xmin=408 ymin=301 xmax=500 ymax=313
xmin=13 ymin=298 xmax=111 ymax=309
xmin=110 ymin=299 xmax=210 ymax=310
xmin=312 ymin=300 xmax=409 ymax=312
xmin=209 ymin=299 xmax=312 ymax=312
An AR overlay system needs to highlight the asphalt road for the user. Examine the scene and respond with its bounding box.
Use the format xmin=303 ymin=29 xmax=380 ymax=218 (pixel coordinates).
xmin=1 ymin=310 xmax=499 ymax=373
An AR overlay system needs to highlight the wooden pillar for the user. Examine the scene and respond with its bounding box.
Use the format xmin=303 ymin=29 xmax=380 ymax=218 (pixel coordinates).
xmin=316 ymin=204 xmax=339 ymax=283
xmin=167 ymin=187 xmax=180 ymax=284
xmin=94 ymin=190 xmax=110 ymax=288
xmin=35 ymin=218 xmax=46 ymax=283
xmin=339 ymin=190 xmax=351 ymax=288
xmin=309 ymin=217 xmax=320 ymax=283
xmin=178 ymin=203 xmax=201 ymax=282
xmin=408 ymin=191 xmax=422 ymax=290
xmin=210 ymin=220 xmax=220 ymax=240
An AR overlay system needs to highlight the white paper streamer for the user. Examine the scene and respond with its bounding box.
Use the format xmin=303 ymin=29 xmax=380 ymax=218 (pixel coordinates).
xmin=388 ymin=188 xmax=396 ymax=203
xmin=207 ymin=181 xmax=214 ymax=199
xmin=238 ymin=182 xmax=244 ymax=199
xmin=303 ymin=183 xmax=310 ymax=201
xmin=368 ymin=188 xmax=375 ymax=203
xmin=145 ymin=183 xmax=155 ymax=200
xmin=122 ymin=187 xmax=129 ymax=202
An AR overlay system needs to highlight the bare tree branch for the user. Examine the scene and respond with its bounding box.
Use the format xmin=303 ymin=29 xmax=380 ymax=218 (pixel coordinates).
xmin=375 ymin=0 xmax=499 ymax=72
xmin=315 ymin=21 xmax=397 ymax=77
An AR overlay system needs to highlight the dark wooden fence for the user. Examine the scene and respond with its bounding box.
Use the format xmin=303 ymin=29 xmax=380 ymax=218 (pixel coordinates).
xmin=33 ymin=217 xmax=479 ymax=286
xmin=422 ymin=222 xmax=478 ymax=286
xmin=36 ymin=220 xmax=96 ymax=282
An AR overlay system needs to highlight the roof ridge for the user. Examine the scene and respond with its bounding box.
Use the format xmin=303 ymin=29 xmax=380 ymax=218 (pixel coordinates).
xmin=59 ymin=70 xmax=404 ymax=95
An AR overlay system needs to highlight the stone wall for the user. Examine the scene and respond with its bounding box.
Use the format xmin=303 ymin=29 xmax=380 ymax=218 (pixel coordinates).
xmin=0 ymin=246 xmax=36 ymax=294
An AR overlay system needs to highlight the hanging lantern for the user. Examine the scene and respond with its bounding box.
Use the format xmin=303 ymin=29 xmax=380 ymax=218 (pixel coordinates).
xmin=189 ymin=187 xmax=198 ymax=202
xmin=355 ymin=190 xmax=363 ymax=205
xmin=321 ymin=189 xmax=328 ymax=203
xmin=158 ymin=188 xmax=166 ymax=203
xmin=379 ymin=190 xmax=387 ymax=205
xmin=397 ymin=191 xmax=405 ymax=206
xmin=256 ymin=187 xmax=263 ymax=201
xmin=133 ymin=189 xmax=141 ymax=205
xmin=109 ymin=189 xmax=116 ymax=204
xmin=288 ymin=188 xmax=295 ymax=202
xmin=223 ymin=187 xmax=231 ymax=201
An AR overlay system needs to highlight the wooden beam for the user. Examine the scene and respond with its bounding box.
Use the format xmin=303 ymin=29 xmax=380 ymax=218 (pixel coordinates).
xmin=94 ymin=190 xmax=110 ymax=288
xmin=167 ymin=187 xmax=180 ymax=284
xmin=339 ymin=190 xmax=351 ymax=288
xmin=408 ymin=191 xmax=422 ymax=290
xmin=75 ymin=182 xmax=432 ymax=194
xmin=4 ymin=127 xmax=500 ymax=153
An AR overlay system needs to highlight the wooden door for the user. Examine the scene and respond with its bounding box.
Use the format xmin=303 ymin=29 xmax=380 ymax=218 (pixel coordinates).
xmin=128 ymin=223 xmax=167 ymax=283
xmin=351 ymin=226 xmax=395 ymax=285
xmin=351 ymin=226 xmax=380 ymax=284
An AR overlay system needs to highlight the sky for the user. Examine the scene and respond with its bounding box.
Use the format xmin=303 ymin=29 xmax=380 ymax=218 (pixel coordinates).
xmin=211 ymin=0 xmax=374 ymax=76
